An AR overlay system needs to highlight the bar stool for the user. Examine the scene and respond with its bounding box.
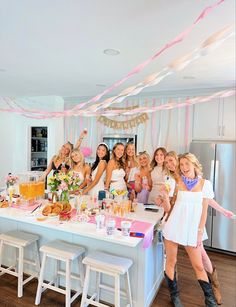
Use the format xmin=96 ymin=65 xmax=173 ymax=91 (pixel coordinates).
xmin=0 ymin=230 xmax=40 ymax=297
xmin=35 ymin=240 xmax=85 ymax=307
xmin=80 ymin=251 xmax=133 ymax=307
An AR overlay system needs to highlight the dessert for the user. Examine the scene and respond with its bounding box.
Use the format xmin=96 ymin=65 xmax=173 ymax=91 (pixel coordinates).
xmin=42 ymin=205 xmax=52 ymax=216
xmin=62 ymin=203 xmax=71 ymax=212
xmin=0 ymin=200 xmax=9 ymax=208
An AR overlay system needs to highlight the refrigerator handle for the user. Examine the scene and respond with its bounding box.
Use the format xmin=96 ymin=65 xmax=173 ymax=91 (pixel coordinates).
xmin=210 ymin=160 xmax=215 ymax=185
xmin=214 ymin=160 xmax=219 ymax=192
xmin=213 ymin=160 xmax=219 ymax=217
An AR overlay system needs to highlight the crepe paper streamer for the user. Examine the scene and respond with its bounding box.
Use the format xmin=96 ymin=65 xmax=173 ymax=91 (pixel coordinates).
xmin=2 ymin=27 xmax=234 ymax=119
xmin=74 ymin=0 xmax=225 ymax=111
xmin=87 ymin=22 xmax=234 ymax=113
xmin=0 ymin=0 xmax=226 ymax=119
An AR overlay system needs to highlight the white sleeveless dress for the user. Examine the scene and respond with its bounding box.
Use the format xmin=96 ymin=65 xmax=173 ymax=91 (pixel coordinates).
xmin=88 ymin=165 xmax=106 ymax=197
xmin=110 ymin=168 xmax=127 ymax=192
xmin=163 ymin=180 xmax=214 ymax=247
xmin=72 ymin=170 xmax=84 ymax=186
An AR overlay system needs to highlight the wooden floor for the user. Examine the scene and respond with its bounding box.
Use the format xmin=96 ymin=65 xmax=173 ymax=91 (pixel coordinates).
xmin=0 ymin=248 xmax=235 ymax=307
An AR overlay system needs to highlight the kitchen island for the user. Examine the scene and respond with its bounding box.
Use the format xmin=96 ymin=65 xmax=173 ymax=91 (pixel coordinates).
xmin=0 ymin=204 xmax=164 ymax=307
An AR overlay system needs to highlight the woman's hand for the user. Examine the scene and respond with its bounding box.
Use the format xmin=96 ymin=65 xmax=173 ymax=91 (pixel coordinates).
xmin=222 ymin=208 xmax=234 ymax=218
xmin=155 ymin=196 xmax=163 ymax=207
xmin=196 ymin=230 xmax=203 ymax=248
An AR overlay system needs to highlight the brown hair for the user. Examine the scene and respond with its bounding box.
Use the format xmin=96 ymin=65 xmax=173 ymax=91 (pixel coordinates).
xmin=111 ymin=143 xmax=125 ymax=169
xmin=150 ymin=147 xmax=167 ymax=170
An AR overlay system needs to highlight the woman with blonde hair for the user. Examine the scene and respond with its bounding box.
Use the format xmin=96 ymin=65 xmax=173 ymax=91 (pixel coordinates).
xmin=42 ymin=130 xmax=87 ymax=178
xmin=105 ymin=143 xmax=127 ymax=192
xmin=70 ymin=148 xmax=91 ymax=192
xmin=124 ymin=143 xmax=139 ymax=199
xmin=161 ymin=153 xmax=217 ymax=306
xmin=163 ymin=151 xmax=234 ymax=305
xmin=134 ymin=151 xmax=152 ymax=204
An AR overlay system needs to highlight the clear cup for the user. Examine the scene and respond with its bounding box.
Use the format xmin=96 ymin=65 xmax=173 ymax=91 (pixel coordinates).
xmin=106 ymin=219 xmax=116 ymax=235
xmin=121 ymin=221 xmax=132 ymax=236
xmin=95 ymin=214 xmax=105 ymax=230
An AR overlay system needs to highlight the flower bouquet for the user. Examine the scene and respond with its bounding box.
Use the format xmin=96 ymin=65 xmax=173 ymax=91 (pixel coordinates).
xmin=5 ymin=174 xmax=19 ymax=188
xmin=48 ymin=171 xmax=81 ymax=203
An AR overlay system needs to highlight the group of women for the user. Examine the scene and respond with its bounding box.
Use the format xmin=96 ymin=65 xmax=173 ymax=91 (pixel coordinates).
xmin=42 ymin=133 xmax=234 ymax=307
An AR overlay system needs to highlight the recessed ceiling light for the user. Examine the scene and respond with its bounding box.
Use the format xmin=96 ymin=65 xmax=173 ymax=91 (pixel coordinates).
xmin=0 ymin=68 xmax=6 ymax=72
xmin=183 ymin=75 xmax=196 ymax=80
xmin=103 ymin=49 xmax=120 ymax=56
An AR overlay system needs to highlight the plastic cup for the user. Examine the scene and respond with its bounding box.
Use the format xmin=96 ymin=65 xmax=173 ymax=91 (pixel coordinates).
xmin=106 ymin=219 xmax=116 ymax=235
xmin=95 ymin=214 xmax=105 ymax=229
xmin=121 ymin=221 xmax=132 ymax=236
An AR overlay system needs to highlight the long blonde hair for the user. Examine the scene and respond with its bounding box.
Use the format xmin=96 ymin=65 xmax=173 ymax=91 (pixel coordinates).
xmin=70 ymin=149 xmax=85 ymax=170
xmin=138 ymin=151 xmax=151 ymax=171
xmin=178 ymin=152 xmax=203 ymax=177
xmin=124 ymin=143 xmax=139 ymax=168
xmin=164 ymin=151 xmax=179 ymax=181
xmin=55 ymin=142 xmax=73 ymax=164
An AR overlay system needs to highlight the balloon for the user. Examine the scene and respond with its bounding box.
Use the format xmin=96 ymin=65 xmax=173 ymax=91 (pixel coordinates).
xmin=81 ymin=147 xmax=92 ymax=157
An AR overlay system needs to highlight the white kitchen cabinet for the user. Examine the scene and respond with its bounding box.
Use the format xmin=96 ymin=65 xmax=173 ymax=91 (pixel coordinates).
xmin=192 ymin=96 xmax=235 ymax=140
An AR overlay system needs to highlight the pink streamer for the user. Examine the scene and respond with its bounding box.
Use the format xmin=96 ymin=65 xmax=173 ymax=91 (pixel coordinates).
xmin=0 ymin=0 xmax=225 ymax=119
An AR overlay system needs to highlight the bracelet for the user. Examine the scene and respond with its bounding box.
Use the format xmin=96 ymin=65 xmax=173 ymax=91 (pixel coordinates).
xmin=198 ymin=228 xmax=203 ymax=234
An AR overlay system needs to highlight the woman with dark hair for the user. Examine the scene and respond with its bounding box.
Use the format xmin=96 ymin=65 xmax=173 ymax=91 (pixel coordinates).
xmin=82 ymin=143 xmax=110 ymax=197
xmin=148 ymin=147 xmax=168 ymax=204
xmin=105 ymin=143 xmax=127 ymax=192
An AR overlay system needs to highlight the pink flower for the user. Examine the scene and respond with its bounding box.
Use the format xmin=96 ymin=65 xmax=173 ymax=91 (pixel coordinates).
xmin=59 ymin=181 xmax=68 ymax=191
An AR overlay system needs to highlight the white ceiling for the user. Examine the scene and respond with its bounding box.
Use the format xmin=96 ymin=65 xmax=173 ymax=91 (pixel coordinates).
xmin=0 ymin=0 xmax=235 ymax=99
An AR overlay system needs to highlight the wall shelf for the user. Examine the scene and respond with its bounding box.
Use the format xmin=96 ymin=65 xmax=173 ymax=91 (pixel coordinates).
xmin=30 ymin=127 xmax=48 ymax=171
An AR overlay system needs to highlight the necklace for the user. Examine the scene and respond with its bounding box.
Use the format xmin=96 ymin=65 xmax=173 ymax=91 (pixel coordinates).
xmin=181 ymin=175 xmax=199 ymax=191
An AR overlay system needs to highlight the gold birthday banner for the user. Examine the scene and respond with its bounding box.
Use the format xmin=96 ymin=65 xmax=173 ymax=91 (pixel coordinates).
xmin=97 ymin=112 xmax=149 ymax=130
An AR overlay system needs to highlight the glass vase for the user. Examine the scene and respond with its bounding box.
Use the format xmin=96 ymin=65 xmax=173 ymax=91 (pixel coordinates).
xmin=60 ymin=190 xmax=70 ymax=203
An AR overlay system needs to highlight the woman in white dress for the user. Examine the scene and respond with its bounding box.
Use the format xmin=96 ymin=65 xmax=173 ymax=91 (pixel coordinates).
xmin=161 ymin=153 xmax=217 ymax=307
xmin=105 ymin=143 xmax=127 ymax=192
xmin=82 ymin=143 xmax=110 ymax=197
xmin=148 ymin=147 xmax=168 ymax=204
xmin=70 ymin=149 xmax=91 ymax=192
xmin=124 ymin=143 xmax=139 ymax=199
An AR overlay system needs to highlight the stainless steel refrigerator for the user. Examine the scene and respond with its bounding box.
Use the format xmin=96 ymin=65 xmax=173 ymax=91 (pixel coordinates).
xmin=190 ymin=142 xmax=236 ymax=253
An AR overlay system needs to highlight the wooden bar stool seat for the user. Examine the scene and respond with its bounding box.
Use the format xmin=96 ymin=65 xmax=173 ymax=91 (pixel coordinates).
xmin=80 ymin=251 xmax=133 ymax=307
xmin=35 ymin=240 xmax=85 ymax=307
xmin=0 ymin=230 xmax=40 ymax=298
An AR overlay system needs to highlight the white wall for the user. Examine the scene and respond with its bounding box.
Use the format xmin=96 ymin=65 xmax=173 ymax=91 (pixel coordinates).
xmin=0 ymin=112 xmax=15 ymax=187
xmin=0 ymin=96 xmax=64 ymax=186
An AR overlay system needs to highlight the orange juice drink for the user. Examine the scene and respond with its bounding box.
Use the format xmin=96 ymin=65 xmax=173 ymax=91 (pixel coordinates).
xmin=120 ymin=205 xmax=125 ymax=217
xmin=34 ymin=181 xmax=44 ymax=198
xmin=38 ymin=181 xmax=45 ymax=197
xmin=19 ymin=183 xmax=29 ymax=199
xmin=27 ymin=182 xmax=36 ymax=200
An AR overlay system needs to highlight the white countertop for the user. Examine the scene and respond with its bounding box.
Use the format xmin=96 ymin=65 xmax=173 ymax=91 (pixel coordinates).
xmin=0 ymin=204 xmax=163 ymax=248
